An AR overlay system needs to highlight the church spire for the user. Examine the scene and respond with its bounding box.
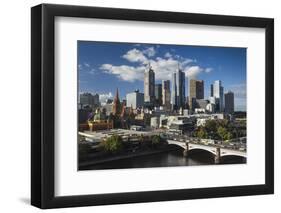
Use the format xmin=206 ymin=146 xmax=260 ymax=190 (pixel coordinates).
xmin=112 ymin=88 xmax=121 ymax=116
xmin=146 ymin=61 xmax=152 ymax=71
xmin=115 ymin=88 xmax=119 ymax=101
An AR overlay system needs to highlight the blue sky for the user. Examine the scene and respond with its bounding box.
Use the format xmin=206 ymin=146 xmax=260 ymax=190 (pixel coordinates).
xmin=78 ymin=41 xmax=246 ymax=111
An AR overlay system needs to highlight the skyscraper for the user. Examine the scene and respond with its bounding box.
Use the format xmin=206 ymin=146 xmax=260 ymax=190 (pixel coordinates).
xmin=154 ymin=84 xmax=162 ymax=106
xmin=176 ymin=68 xmax=186 ymax=108
xmin=210 ymin=84 xmax=214 ymax=97
xmin=209 ymin=96 xmax=220 ymax=112
xmin=189 ymin=79 xmax=204 ymax=110
xmin=171 ymin=67 xmax=186 ymax=110
xmin=224 ymin=91 xmax=234 ymax=114
xmin=126 ymin=90 xmax=144 ymax=109
xmin=171 ymin=72 xmax=177 ymax=109
xmin=213 ymin=80 xmax=224 ymax=112
xmin=162 ymin=80 xmax=171 ymax=110
xmin=79 ymin=92 xmax=100 ymax=107
xmin=144 ymin=65 xmax=155 ymax=104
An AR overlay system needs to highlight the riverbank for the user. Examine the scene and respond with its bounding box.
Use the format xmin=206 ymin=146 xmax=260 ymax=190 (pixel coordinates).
xmin=79 ymin=145 xmax=179 ymax=169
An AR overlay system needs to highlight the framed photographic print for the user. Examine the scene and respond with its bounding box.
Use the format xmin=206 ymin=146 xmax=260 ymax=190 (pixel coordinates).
xmin=31 ymin=3 xmax=274 ymax=209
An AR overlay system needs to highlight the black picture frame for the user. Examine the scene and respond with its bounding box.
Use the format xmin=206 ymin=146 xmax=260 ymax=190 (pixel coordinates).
xmin=31 ymin=3 xmax=274 ymax=209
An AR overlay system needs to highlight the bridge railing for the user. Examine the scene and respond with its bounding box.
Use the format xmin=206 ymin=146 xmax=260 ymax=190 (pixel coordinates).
xmin=164 ymin=133 xmax=246 ymax=152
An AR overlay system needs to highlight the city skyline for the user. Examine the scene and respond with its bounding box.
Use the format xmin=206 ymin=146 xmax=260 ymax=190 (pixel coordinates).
xmin=78 ymin=41 xmax=246 ymax=111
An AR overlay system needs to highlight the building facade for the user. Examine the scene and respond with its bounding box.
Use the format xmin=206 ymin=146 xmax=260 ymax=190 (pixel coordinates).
xmin=79 ymin=92 xmax=99 ymax=107
xmin=189 ymin=79 xmax=204 ymax=111
xmin=171 ymin=68 xmax=186 ymax=110
xmin=162 ymin=80 xmax=171 ymax=110
xmin=144 ymin=65 xmax=155 ymax=104
xmin=176 ymin=69 xmax=186 ymax=108
xmin=196 ymin=99 xmax=209 ymax=109
xmin=154 ymin=84 xmax=162 ymax=106
xmin=210 ymin=84 xmax=214 ymax=97
xmin=224 ymin=91 xmax=234 ymax=114
xmin=209 ymin=96 xmax=220 ymax=112
xmin=212 ymin=80 xmax=224 ymax=112
xmin=126 ymin=90 xmax=144 ymax=109
xmin=171 ymin=72 xmax=177 ymax=109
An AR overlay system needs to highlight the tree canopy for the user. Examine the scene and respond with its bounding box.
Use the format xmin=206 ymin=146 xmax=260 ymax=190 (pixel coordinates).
xmin=195 ymin=119 xmax=235 ymax=141
xmin=100 ymin=134 xmax=123 ymax=153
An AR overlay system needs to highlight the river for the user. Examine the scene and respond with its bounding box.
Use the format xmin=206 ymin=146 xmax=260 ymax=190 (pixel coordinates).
xmin=80 ymin=148 xmax=246 ymax=170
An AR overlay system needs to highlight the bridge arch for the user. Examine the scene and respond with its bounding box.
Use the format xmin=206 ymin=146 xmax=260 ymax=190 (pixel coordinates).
xmin=188 ymin=147 xmax=217 ymax=156
xmin=167 ymin=143 xmax=186 ymax=150
xmin=220 ymin=153 xmax=247 ymax=158
xmin=166 ymin=140 xmax=187 ymax=149
xmin=166 ymin=139 xmax=246 ymax=164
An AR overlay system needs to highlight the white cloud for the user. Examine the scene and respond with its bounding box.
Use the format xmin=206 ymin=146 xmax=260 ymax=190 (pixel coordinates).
xmin=100 ymin=64 xmax=145 ymax=82
xmin=79 ymin=62 xmax=97 ymax=75
xmin=164 ymin=52 xmax=172 ymax=58
xmin=102 ymin=52 xmax=197 ymax=82
xmin=150 ymin=57 xmax=179 ymax=80
xmin=89 ymin=68 xmax=96 ymax=75
xmin=182 ymin=58 xmax=194 ymax=66
xmin=122 ymin=47 xmax=156 ymax=63
xmin=99 ymin=92 xmax=113 ymax=105
xmin=78 ymin=64 xmax=82 ymax=71
xmin=102 ymin=48 xmax=206 ymax=82
xmin=184 ymin=66 xmax=204 ymax=80
xmin=183 ymin=66 xmax=212 ymax=79
xmin=148 ymin=56 xmax=194 ymax=81
xmin=122 ymin=48 xmax=147 ymax=63
xmin=205 ymin=67 xmax=213 ymax=73
xmin=143 ymin=47 xmax=156 ymax=57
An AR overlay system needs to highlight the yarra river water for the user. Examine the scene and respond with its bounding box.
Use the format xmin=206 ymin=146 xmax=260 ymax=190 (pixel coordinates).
xmin=81 ymin=148 xmax=246 ymax=170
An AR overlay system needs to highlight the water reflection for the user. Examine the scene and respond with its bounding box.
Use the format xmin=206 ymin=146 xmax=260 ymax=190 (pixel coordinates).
xmin=80 ymin=147 xmax=246 ymax=171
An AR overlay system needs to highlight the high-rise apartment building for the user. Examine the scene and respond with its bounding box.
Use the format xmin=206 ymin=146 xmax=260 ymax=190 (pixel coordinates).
xmin=126 ymin=90 xmax=144 ymax=109
xmin=171 ymin=72 xmax=177 ymax=109
xmin=212 ymin=80 xmax=224 ymax=112
xmin=171 ymin=67 xmax=186 ymax=110
xmin=210 ymin=84 xmax=214 ymax=97
xmin=162 ymin=80 xmax=171 ymax=110
xmin=224 ymin=91 xmax=234 ymax=114
xmin=189 ymin=79 xmax=204 ymax=110
xmin=144 ymin=65 xmax=155 ymax=104
xmin=154 ymin=84 xmax=162 ymax=106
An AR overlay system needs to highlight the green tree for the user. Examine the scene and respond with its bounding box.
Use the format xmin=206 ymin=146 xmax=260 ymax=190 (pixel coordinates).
xmin=100 ymin=134 xmax=123 ymax=154
xmin=218 ymin=119 xmax=229 ymax=128
xmin=226 ymin=132 xmax=233 ymax=141
xmin=197 ymin=128 xmax=208 ymax=139
xmin=205 ymin=120 xmax=217 ymax=132
xmin=217 ymin=126 xmax=228 ymax=141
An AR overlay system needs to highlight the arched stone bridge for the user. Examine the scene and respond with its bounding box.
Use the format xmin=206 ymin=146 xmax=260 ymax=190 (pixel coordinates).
xmin=167 ymin=139 xmax=247 ymax=164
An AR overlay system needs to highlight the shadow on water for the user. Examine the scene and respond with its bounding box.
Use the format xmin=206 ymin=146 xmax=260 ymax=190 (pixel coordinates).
xmin=220 ymin=155 xmax=246 ymax=164
xmin=80 ymin=145 xmax=245 ymax=171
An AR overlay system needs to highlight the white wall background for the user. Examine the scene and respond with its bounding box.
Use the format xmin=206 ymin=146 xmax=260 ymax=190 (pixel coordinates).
xmin=0 ymin=0 xmax=279 ymax=212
